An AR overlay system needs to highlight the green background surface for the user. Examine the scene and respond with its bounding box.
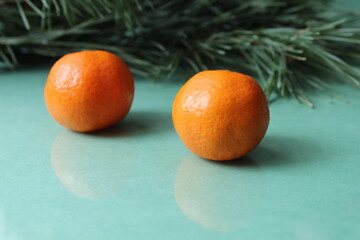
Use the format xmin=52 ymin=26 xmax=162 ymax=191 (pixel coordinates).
xmin=0 ymin=67 xmax=359 ymax=240
xmin=1 ymin=1 xmax=360 ymax=239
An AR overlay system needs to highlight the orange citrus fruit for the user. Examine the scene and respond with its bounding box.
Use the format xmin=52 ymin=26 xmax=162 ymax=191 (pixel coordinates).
xmin=44 ymin=50 xmax=134 ymax=132
xmin=172 ymin=70 xmax=269 ymax=161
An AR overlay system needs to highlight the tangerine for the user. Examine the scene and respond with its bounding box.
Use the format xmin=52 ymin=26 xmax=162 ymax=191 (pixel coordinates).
xmin=172 ymin=70 xmax=269 ymax=161
xmin=44 ymin=50 xmax=134 ymax=132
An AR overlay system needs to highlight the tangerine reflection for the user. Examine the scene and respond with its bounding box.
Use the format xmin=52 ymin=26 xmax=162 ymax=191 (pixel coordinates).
xmin=174 ymin=156 xmax=264 ymax=231
xmin=51 ymin=129 xmax=136 ymax=199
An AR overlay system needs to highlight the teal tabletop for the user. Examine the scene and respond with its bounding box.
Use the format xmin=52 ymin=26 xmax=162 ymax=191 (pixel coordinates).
xmin=0 ymin=66 xmax=359 ymax=240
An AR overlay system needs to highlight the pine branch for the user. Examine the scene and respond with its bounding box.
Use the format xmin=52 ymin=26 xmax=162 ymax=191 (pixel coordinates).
xmin=0 ymin=0 xmax=359 ymax=106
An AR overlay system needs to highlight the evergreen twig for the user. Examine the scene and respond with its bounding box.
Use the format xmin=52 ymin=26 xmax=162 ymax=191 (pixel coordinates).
xmin=0 ymin=0 xmax=360 ymax=106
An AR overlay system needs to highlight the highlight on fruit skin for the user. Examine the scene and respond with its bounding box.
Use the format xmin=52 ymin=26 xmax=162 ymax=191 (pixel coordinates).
xmin=172 ymin=70 xmax=270 ymax=161
xmin=44 ymin=50 xmax=134 ymax=132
